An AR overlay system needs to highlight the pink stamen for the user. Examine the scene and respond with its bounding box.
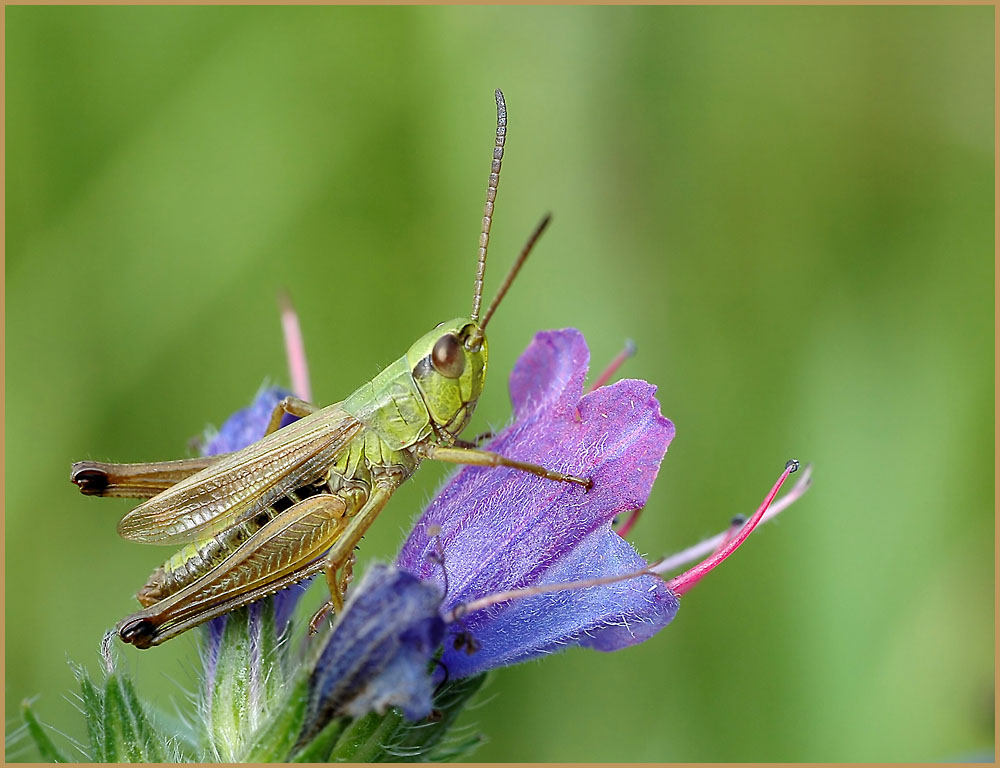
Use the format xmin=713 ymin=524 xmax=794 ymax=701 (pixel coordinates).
xmin=711 ymin=515 xmax=746 ymax=557
xmin=665 ymin=460 xmax=798 ymax=596
xmin=587 ymin=339 xmax=637 ymax=393
xmin=651 ymin=464 xmax=812 ymax=575
xmin=279 ymin=290 xmax=313 ymax=403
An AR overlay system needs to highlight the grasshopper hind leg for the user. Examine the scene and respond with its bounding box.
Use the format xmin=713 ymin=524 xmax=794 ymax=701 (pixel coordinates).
xmin=71 ymin=456 xmax=223 ymax=499
xmin=305 ymin=484 xmax=395 ymax=634
xmin=116 ymin=492 xmax=352 ymax=648
xmin=118 ymin=618 xmax=159 ymax=650
xmin=307 ymin=551 xmax=357 ymax=634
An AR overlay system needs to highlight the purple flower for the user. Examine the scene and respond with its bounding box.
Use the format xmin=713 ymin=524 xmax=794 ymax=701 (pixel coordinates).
xmin=398 ymin=329 xmax=679 ymax=679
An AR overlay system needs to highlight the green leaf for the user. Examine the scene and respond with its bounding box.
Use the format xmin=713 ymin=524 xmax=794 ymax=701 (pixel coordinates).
xmin=100 ymin=674 xmax=122 ymax=763
xmin=148 ymin=710 xmax=202 ymax=759
xmin=119 ymin=675 xmax=170 ymax=761
xmin=94 ymin=672 xmax=176 ymax=763
xmin=21 ymin=700 xmax=73 ymax=763
xmin=105 ymin=674 xmax=142 ymax=762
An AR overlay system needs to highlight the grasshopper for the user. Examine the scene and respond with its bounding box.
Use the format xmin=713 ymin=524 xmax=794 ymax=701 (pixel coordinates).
xmin=71 ymin=90 xmax=591 ymax=649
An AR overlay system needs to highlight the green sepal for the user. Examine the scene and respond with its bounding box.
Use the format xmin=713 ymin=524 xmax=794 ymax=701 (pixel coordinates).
xmin=327 ymin=708 xmax=406 ymax=762
xmin=240 ymin=673 xmax=309 ymax=762
xmin=289 ymin=716 xmax=346 ymax=762
xmin=204 ymin=601 xmax=288 ymax=761
xmin=20 ymin=700 xmax=73 ymax=763
xmin=318 ymin=673 xmax=488 ymax=762
xmin=428 ymin=732 xmax=487 ymax=762
xmin=207 ymin=612 xmax=253 ymax=761
xmin=70 ymin=662 xmax=107 ymax=762
xmin=392 ymin=672 xmax=488 ymax=760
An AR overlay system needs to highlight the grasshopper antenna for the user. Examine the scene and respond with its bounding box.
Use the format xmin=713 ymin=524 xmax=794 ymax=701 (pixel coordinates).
xmin=471 ymin=88 xmax=507 ymax=324
xmin=472 ymin=213 xmax=551 ymax=348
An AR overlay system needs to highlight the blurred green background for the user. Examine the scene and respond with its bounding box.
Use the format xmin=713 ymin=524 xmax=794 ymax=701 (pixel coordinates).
xmin=6 ymin=6 xmax=994 ymax=762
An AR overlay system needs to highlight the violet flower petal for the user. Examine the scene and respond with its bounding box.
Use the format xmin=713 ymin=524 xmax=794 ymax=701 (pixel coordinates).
xmin=303 ymin=564 xmax=445 ymax=738
xmin=398 ymin=329 xmax=679 ymax=679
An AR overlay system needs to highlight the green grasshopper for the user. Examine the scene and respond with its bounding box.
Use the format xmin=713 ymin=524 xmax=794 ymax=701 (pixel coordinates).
xmin=71 ymin=90 xmax=591 ymax=649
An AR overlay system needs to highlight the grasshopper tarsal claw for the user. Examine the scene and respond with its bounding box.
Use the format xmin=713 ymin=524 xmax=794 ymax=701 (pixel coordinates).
xmin=308 ymin=602 xmax=334 ymax=635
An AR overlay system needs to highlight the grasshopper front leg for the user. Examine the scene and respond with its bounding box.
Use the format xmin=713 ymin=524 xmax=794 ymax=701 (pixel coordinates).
xmin=452 ymin=430 xmax=496 ymax=449
xmin=418 ymin=444 xmax=592 ymax=490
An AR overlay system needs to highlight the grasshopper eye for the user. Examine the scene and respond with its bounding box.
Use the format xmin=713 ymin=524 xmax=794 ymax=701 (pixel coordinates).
xmin=432 ymin=334 xmax=465 ymax=379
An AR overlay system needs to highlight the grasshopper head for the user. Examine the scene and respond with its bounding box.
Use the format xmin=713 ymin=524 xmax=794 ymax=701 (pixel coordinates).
xmin=407 ymin=318 xmax=488 ymax=440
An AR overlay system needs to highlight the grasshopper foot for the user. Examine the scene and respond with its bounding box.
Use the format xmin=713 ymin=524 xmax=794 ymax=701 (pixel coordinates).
xmin=311 ymin=552 xmax=355 ymax=634
xmin=454 ymin=430 xmax=496 ymax=449
xmin=308 ymin=602 xmax=334 ymax=635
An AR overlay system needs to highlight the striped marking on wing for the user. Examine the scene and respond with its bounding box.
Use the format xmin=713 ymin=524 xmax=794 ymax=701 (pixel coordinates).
xmin=117 ymin=405 xmax=363 ymax=545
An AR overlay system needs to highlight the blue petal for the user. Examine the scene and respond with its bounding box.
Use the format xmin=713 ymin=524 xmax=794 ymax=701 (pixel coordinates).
xmin=439 ymin=531 xmax=678 ymax=678
xmin=305 ymin=565 xmax=444 ymax=733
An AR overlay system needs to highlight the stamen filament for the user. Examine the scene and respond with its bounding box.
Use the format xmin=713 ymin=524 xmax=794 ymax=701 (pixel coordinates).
xmin=587 ymin=339 xmax=637 ymax=394
xmin=614 ymin=506 xmax=644 ymax=537
xmin=664 ymin=460 xmax=799 ymax=595
xmin=279 ymin=290 xmax=312 ymax=403
xmin=651 ymin=463 xmax=811 ymax=576
xmin=711 ymin=515 xmax=747 ymax=556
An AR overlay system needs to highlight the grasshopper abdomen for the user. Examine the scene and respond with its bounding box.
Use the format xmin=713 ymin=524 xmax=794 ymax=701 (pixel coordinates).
xmin=136 ymin=480 xmax=337 ymax=607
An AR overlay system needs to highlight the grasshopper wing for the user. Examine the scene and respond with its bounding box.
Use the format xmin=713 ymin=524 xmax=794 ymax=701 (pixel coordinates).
xmin=117 ymin=404 xmax=364 ymax=545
